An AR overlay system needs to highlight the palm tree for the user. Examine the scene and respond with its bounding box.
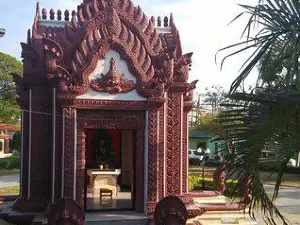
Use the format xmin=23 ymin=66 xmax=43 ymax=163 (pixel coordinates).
xmin=216 ymin=0 xmax=300 ymax=224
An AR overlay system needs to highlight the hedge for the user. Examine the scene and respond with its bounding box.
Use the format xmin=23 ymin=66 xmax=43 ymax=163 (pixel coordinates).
xmin=0 ymin=156 xmax=20 ymax=170
xmin=189 ymin=175 xmax=242 ymax=198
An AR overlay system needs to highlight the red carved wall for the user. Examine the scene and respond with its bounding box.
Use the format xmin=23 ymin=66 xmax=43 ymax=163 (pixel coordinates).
xmin=6 ymin=0 xmax=202 ymax=223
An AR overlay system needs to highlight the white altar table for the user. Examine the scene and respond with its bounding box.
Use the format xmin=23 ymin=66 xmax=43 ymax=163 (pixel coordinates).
xmin=87 ymin=169 xmax=121 ymax=198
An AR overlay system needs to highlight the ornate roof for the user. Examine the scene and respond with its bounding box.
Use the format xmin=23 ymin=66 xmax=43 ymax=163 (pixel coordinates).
xmin=17 ymin=0 xmax=196 ymax=101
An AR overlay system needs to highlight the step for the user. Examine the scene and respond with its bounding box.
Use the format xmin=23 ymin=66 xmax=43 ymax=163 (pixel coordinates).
xmin=85 ymin=211 xmax=148 ymax=225
xmin=194 ymin=195 xmax=228 ymax=204
xmin=188 ymin=210 xmax=257 ymax=225
xmin=197 ymin=211 xmax=247 ymax=220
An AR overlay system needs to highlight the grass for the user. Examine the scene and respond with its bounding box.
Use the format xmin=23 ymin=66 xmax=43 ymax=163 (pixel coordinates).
xmin=0 ymin=169 xmax=19 ymax=176
xmin=189 ymin=165 xmax=300 ymax=186
xmin=0 ymin=185 xmax=19 ymax=196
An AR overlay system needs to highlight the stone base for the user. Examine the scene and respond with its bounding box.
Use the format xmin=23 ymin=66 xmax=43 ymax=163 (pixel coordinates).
xmin=0 ymin=205 xmax=38 ymax=225
xmin=147 ymin=193 xmax=206 ymax=219
xmin=12 ymin=197 xmax=48 ymax=212
xmin=0 ymin=197 xmax=49 ymax=225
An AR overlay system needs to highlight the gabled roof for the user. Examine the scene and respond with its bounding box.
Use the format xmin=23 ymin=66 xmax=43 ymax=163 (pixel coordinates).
xmin=18 ymin=0 xmax=196 ymax=101
xmin=189 ymin=130 xmax=214 ymax=138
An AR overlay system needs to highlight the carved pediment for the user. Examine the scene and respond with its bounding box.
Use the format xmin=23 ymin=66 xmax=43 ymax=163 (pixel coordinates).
xmin=89 ymin=58 xmax=136 ymax=94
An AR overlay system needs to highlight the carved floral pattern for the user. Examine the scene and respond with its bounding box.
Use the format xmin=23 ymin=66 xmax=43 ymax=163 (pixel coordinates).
xmin=148 ymin=110 xmax=158 ymax=202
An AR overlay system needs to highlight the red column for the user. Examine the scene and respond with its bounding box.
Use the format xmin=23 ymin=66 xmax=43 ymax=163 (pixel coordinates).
xmin=182 ymin=106 xmax=190 ymax=194
xmin=63 ymin=107 xmax=76 ymax=199
xmin=158 ymin=105 xmax=165 ymax=200
xmin=166 ymin=92 xmax=183 ymax=196
xmin=76 ymin=128 xmax=86 ymax=208
xmin=147 ymin=109 xmax=158 ymax=212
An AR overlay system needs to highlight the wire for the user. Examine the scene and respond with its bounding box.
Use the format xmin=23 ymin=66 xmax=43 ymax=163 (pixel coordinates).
xmin=19 ymin=108 xmax=139 ymax=122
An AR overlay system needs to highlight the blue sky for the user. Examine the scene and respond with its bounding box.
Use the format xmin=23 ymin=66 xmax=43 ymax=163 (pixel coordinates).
xmin=0 ymin=0 xmax=257 ymax=92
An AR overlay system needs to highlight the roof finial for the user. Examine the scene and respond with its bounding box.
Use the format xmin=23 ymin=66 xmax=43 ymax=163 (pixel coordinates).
xmin=151 ymin=16 xmax=155 ymax=25
xmin=157 ymin=16 xmax=161 ymax=27
xmin=57 ymin=10 xmax=62 ymax=21
xmin=42 ymin=8 xmax=47 ymax=19
xmin=27 ymin=29 xmax=31 ymax=45
xmin=50 ymin=9 xmax=55 ymax=20
xmin=64 ymin=10 xmax=70 ymax=21
xmin=170 ymin=13 xmax=174 ymax=27
xmin=36 ymin=2 xmax=40 ymax=19
xmin=32 ymin=1 xmax=40 ymax=38
xmin=163 ymin=16 xmax=168 ymax=27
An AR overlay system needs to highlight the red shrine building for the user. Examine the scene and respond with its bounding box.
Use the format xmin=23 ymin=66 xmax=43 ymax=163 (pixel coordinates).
xmin=2 ymin=0 xmax=203 ymax=223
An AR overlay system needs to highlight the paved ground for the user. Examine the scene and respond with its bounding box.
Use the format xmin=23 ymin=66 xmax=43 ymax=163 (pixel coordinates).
xmin=253 ymin=185 xmax=300 ymax=225
xmin=0 ymin=175 xmax=19 ymax=188
xmin=0 ymin=174 xmax=300 ymax=224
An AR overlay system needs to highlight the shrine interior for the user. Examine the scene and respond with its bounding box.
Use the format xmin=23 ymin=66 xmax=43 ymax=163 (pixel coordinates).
xmin=85 ymin=129 xmax=136 ymax=211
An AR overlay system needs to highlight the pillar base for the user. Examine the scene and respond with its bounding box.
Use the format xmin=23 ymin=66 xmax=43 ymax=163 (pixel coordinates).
xmin=12 ymin=197 xmax=48 ymax=212
xmin=147 ymin=193 xmax=206 ymax=218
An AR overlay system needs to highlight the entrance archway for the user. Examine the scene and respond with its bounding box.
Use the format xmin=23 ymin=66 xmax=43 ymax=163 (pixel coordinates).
xmin=77 ymin=110 xmax=145 ymax=212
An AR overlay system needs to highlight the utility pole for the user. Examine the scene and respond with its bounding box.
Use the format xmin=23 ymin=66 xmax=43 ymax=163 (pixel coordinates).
xmin=0 ymin=28 xmax=5 ymax=38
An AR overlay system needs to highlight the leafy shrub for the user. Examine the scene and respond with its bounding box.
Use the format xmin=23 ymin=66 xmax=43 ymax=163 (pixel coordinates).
xmin=10 ymin=131 xmax=21 ymax=154
xmin=0 ymin=156 xmax=20 ymax=170
xmin=189 ymin=175 xmax=241 ymax=197
xmin=189 ymin=158 xmax=201 ymax=165
xmin=205 ymin=159 xmax=221 ymax=167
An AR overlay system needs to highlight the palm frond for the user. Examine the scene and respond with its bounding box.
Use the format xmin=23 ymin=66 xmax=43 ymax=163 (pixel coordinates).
xmin=216 ymin=0 xmax=300 ymax=92
xmin=220 ymin=87 xmax=300 ymax=224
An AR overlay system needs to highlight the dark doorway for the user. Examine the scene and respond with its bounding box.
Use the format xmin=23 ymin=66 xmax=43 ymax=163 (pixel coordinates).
xmin=84 ymin=129 xmax=136 ymax=211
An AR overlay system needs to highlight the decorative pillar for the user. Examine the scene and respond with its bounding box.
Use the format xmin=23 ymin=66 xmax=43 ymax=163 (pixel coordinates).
xmin=28 ymin=88 xmax=32 ymax=199
xmin=76 ymin=128 xmax=86 ymax=208
xmin=147 ymin=109 xmax=159 ymax=211
xmin=20 ymin=104 xmax=29 ymax=201
xmin=158 ymin=105 xmax=165 ymax=200
xmin=63 ymin=107 xmax=76 ymax=199
xmin=182 ymin=103 xmax=192 ymax=194
xmin=166 ymin=91 xmax=183 ymax=196
xmin=52 ymin=88 xmax=56 ymax=204
xmin=28 ymin=87 xmax=52 ymax=207
xmin=183 ymin=92 xmax=195 ymax=194
xmin=61 ymin=109 xmax=65 ymax=198
xmin=13 ymin=87 xmax=52 ymax=211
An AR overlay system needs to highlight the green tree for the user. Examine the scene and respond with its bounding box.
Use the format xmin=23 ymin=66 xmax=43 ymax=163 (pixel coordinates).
xmin=0 ymin=52 xmax=22 ymax=123
xmin=196 ymin=113 xmax=222 ymax=135
xmin=10 ymin=131 xmax=21 ymax=153
xmin=216 ymin=0 xmax=300 ymax=224
xmin=196 ymin=85 xmax=226 ymax=113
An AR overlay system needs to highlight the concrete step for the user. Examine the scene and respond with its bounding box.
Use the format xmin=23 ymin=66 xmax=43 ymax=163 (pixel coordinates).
xmin=194 ymin=195 xmax=228 ymax=204
xmin=188 ymin=210 xmax=257 ymax=225
xmin=85 ymin=219 xmax=147 ymax=225
xmin=85 ymin=211 xmax=148 ymax=225
xmin=197 ymin=211 xmax=248 ymax=220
